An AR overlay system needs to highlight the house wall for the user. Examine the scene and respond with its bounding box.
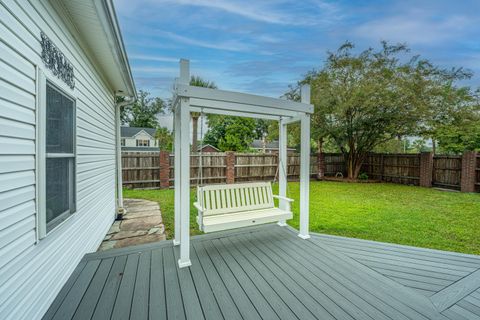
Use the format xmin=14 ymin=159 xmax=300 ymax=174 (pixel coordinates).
xmin=124 ymin=132 xmax=157 ymax=147
xmin=0 ymin=1 xmax=117 ymax=319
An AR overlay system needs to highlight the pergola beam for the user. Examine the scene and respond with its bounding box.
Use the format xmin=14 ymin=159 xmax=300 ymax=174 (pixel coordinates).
xmin=190 ymin=106 xmax=281 ymax=120
xmin=189 ymin=97 xmax=299 ymax=118
xmin=176 ymin=84 xmax=314 ymax=114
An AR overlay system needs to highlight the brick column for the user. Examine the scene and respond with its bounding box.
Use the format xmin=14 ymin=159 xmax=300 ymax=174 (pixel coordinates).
xmin=419 ymin=152 xmax=433 ymax=188
xmin=317 ymin=153 xmax=325 ymax=180
xmin=461 ymin=151 xmax=477 ymax=192
xmin=226 ymin=151 xmax=235 ymax=184
xmin=159 ymin=150 xmax=170 ymax=189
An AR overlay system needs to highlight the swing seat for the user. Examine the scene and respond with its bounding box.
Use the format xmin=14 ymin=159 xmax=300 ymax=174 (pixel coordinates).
xmin=194 ymin=182 xmax=293 ymax=233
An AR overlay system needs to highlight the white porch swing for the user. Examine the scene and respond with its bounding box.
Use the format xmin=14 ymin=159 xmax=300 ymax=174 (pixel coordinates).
xmin=172 ymin=59 xmax=313 ymax=268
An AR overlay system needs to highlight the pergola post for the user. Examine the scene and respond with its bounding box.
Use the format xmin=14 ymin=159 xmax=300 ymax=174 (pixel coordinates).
xmin=177 ymin=59 xmax=192 ymax=268
xmin=173 ymin=59 xmax=189 ymax=246
xmin=299 ymin=85 xmax=311 ymax=239
xmin=277 ymin=117 xmax=287 ymax=226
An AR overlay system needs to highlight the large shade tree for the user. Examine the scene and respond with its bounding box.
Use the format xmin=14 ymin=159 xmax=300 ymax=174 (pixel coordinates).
xmin=121 ymin=90 xmax=165 ymax=128
xmin=290 ymin=41 xmax=473 ymax=178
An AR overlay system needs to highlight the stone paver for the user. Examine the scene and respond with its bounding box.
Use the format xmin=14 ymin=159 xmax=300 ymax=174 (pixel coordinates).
xmin=97 ymin=198 xmax=166 ymax=251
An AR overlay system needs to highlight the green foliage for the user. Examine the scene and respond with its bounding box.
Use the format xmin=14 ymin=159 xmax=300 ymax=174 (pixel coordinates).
xmin=436 ymin=104 xmax=480 ymax=153
xmin=203 ymin=116 xmax=257 ymax=151
xmin=122 ymin=90 xmax=165 ymax=128
xmin=155 ymin=127 xmax=173 ymax=151
xmin=288 ymin=41 xmax=474 ymax=178
xmin=358 ymin=172 xmax=369 ymax=180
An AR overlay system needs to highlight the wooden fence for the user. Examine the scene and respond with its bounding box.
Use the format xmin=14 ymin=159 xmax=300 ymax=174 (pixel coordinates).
xmin=122 ymin=151 xmax=479 ymax=192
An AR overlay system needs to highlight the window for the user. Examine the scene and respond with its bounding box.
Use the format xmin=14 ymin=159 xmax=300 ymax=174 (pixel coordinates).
xmin=44 ymin=83 xmax=76 ymax=233
xmin=136 ymin=139 xmax=150 ymax=147
xmin=121 ymin=138 xmax=126 ymax=146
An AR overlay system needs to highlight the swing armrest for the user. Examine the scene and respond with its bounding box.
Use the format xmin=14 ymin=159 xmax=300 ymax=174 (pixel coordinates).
xmin=272 ymin=195 xmax=294 ymax=202
xmin=272 ymin=195 xmax=293 ymax=212
xmin=193 ymin=202 xmax=204 ymax=212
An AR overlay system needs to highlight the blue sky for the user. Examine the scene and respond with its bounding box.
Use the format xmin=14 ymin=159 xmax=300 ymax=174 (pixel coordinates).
xmin=115 ymin=0 xmax=480 ymax=101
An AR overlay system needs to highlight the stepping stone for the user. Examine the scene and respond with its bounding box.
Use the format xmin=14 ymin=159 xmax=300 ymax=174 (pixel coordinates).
xmin=114 ymin=234 xmax=166 ymax=248
xmin=121 ymin=216 xmax=163 ymax=231
xmin=126 ymin=205 xmax=160 ymax=213
xmin=98 ymin=240 xmax=117 ymax=251
xmin=123 ymin=210 xmax=161 ymax=220
xmin=148 ymin=225 xmax=165 ymax=235
xmin=111 ymin=230 xmax=148 ymax=240
xmin=106 ymin=221 xmax=121 ymax=234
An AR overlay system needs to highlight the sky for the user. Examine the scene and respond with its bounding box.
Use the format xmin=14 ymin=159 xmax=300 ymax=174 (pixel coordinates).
xmin=115 ymin=0 xmax=480 ymax=102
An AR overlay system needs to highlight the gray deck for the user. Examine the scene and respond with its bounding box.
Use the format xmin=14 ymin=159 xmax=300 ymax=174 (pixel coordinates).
xmin=44 ymin=224 xmax=480 ymax=320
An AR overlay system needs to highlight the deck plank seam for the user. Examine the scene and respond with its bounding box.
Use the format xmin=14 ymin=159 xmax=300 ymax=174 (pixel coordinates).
xmin=266 ymin=229 xmax=413 ymax=320
xmin=257 ymin=229 xmax=385 ymax=320
xmin=217 ymin=236 xmax=302 ymax=320
xmin=200 ymin=239 xmax=262 ymax=320
xmin=275 ymin=227 xmax=443 ymax=320
xmin=225 ymin=234 xmax=318 ymax=320
xmin=208 ymin=238 xmax=282 ymax=320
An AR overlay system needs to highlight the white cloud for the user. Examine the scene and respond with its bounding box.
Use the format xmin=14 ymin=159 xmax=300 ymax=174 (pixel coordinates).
xmin=156 ymin=30 xmax=252 ymax=52
xmin=354 ymin=10 xmax=473 ymax=46
xmin=129 ymin=54 xmax=180 ymax=62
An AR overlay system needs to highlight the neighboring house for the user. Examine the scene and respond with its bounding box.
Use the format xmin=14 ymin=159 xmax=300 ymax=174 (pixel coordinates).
xmin=251 ymin=139 xmax=297 ymax=154
xmin=0 ymin=1 xmax=135 ymax=319
xmin=197 ymin=144 xmax=220 ymax=153
xmin=121 ymin=126 xmax=159 ymax=151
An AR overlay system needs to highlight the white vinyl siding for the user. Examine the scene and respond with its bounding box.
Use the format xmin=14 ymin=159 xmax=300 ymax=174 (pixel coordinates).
xmin=0 ymin=1 xmax=117 ymax=319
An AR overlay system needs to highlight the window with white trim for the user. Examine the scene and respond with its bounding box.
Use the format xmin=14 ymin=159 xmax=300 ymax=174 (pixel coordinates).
xmin=44 ymin=83 xmax=76 ymax=233
xmin=136 ymin=139 xmax=150 ymax=147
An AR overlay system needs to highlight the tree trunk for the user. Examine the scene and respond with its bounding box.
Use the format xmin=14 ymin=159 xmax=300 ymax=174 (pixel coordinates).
xmin=317 ymin=138 xmax=323 ymax=153
xmin=192 ymin=114 xmax=198 ymax=152
xmin=345 ymin=150 xmax=365 ymax=179
xmin=431 ymin=138 xmax=436 ymax=154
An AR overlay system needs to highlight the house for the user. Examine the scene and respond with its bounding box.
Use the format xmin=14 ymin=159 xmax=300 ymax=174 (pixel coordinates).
xmin=197 ymin=144 xmax=220 ymax=153
xmin=121 ymin=126 xmax=159 ymax=151
xmin=251 ymin=139 xmax=297 ymax=154
xmin=0 ymin=0 xmax=135 ymax=319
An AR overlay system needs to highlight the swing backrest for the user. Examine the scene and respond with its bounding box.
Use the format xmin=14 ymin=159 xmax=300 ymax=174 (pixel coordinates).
xmin=197 ymin=182 xmax=275 ymax=216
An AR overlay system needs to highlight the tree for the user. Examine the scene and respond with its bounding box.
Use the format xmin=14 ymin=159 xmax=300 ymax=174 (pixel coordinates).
xmin=294 ymin=41 xmax=472 ymax=178
xmin=189 ymin=76 xmax=217 ymax=152
xmin=436 ymin=104 xmax=480 ymax=153
xmin=203 ymin=116 xmax=257 ymax=151
xmin=156 ymin=127 xmax=173 ymax=151
xmin=122 ymin=90 xmax=165 ymax=128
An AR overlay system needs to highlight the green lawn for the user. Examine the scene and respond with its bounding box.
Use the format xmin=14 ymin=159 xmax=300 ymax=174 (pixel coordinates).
xmin=124 ymin=181 xmax=480 ymax=255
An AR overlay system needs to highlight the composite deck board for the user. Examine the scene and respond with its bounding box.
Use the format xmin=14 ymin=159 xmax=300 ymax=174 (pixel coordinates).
xmin=431 ymin=269 xmax=480 ymax=311
xmin=72 ymin=258 xmax=114 ymax=320
xmin=91 ymin=255 xmax=128 ymax=320
xmin=268 ymin=229 xmax=432 ymax=320
xmin=316 ymin=234 xmax=480 ymax=267
xmin=149 ymin=248 xmax=166 ymax=319
xmin=110 ymin=253 xmax=140 ymax=320
xmin=44 ymin=224 xmax=480 ymax=320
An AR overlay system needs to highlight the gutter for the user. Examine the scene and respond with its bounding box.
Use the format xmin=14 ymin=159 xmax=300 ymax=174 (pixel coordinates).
xmin=115 ymin=95 xmax=136 ymax=218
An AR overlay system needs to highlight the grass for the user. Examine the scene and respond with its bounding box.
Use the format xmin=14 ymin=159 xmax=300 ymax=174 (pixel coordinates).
xmin=124 ymin=181 xmax=480 ymax=255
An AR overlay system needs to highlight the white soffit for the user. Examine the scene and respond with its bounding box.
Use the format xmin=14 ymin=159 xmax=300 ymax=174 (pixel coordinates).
xmin=56 ymin=0 xmax=136 ymax=97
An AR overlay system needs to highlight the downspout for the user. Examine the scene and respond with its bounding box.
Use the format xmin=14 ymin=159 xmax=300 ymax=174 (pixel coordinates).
xmin=115 ymin=95 xmax=135 ymax=218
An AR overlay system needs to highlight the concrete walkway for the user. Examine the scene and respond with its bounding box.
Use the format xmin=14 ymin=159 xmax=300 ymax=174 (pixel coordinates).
xmin=98 ymin=198 xmax=166 ymax=251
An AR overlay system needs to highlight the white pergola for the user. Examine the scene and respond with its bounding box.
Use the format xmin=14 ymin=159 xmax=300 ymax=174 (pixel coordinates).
xmin=172 ymin=59 xmax=314 ymax=268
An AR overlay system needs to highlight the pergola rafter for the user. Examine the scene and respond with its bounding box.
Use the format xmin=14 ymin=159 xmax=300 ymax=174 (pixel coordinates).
xmin=173 ymin=59 xmax=313 ymax=268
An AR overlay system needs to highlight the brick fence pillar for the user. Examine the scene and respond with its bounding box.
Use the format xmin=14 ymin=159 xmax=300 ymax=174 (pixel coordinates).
xmin=317 ymin=153 xmax=325 ymax=180
xmin=159 ymin=150 xmax=170 ymax=189
xmin=461 ymin=151 xmax=477 ymax=192
xmin=226 ymin=151 xmax=235 ymax=184
xmin=419 ymin=152 xmax=434 ymax=187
